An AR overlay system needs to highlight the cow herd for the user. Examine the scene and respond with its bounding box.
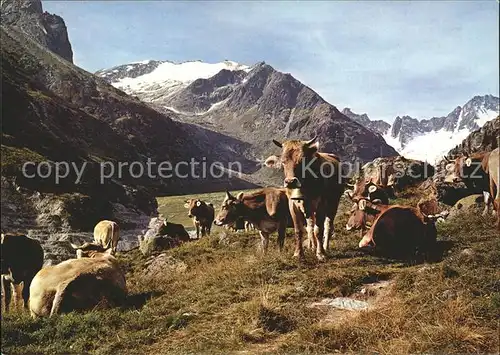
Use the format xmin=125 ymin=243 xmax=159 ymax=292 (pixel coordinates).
xmin=1 ymin=138 xmax=498 ymax=318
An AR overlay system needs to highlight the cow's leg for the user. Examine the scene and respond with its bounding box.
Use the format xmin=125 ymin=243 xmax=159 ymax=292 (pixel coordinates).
xmin=12 ymin=282 xmax=23 ymax=310
xmin=324 ymin=192 xmax=341 ymax=251
xmin=314 ymin=213 xmax=327 ymax=261
xmin=1 ymin=275 xmax=12 ymax=313
xmin=306 ymin=216 xmax=317 ymax=250
xmin=277 ymin=222 xmax=286 ymax=252
xmin=195 ymin=222 xmax=200 ymax=239
xmin=482 ymin=191 xmax=491 ymax=216
xmin=259 ymin=231 xmax=269 ymax=254
xmin=22 ymin=278 xmax=32 ymax=309
xmin=290 ymin=201 xmax=305 ymax=259
xmin=323 ymin=216 xmax=333 ymax=252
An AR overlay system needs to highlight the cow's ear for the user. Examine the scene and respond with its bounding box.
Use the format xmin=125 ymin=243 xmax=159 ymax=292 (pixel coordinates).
xmin=272 ymin=139 xmax=283 ymax=148
xmin=196 ymin=200 xmax=202 ymax=207
xmin=236 ymin=192 xmax=244 ymax=200
xmin=465 ymin=158 xmax=472 ymax=167
xmin=264 ymin=155 xmax=281 ymax=169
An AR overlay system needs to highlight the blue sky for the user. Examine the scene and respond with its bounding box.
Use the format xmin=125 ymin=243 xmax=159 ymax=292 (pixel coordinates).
xmin=44 ymin=1 xmax=499 ymax=122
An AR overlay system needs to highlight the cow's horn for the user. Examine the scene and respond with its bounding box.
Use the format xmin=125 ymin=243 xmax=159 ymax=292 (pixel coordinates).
xmin=70 ymin=242 xmax=81 ymax=250
xmin=305 ymin=136 xmax=317 ymax=146
xmin=368 ymin=185 xmax=377 ymax=193
xmin=358 ymin=199 xmax=367 ymax=211
xmin=372 ymin=199 xmax=382 ymax=204
xmin=344 ymin=189 xmax=354 ymax=199
xmin=272 ymin=139 xmax=283 ymax=148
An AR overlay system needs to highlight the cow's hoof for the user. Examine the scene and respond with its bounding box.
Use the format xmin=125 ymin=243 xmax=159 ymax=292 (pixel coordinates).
xmin=316 ymin=253 xmax=326 ymax=262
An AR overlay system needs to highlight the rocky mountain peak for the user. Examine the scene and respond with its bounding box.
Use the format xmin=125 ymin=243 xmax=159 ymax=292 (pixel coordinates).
xmin=342 ymin=107 xmax=391 ymax=136
xmin=1 ymin=0 xmax=73 ymax=62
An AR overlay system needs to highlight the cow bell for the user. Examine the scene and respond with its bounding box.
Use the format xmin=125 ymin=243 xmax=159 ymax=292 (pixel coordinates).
xmin=289 ymin=188 xmax=304 ymax=200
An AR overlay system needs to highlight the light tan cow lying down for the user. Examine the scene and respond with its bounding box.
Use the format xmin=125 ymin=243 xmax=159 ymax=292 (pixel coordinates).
xmin=93 ymin=220 xmax=120 ymax=253
xmin=29 ymin=248 xmax=126 ymax=317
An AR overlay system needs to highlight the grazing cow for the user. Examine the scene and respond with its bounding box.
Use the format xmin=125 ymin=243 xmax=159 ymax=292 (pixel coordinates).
xmin=29 ymin=248 xmax=127 ymax=317
xmin=444 ymin=150 xmax=494 ymax=216
xmin=93 ymin=220 xmax=120 ymax=253
xmin=354 ymin=199 xmax=437 ymax=259
xmin=1 ymin=234 xmax=44 ymax=311
xmin=265 ymin=137 xmax=343 ymax=260
xmin=214 ymin=189 xmax=290 ymax=253
xmin=184 ymin=199 xmax=215 ymax=238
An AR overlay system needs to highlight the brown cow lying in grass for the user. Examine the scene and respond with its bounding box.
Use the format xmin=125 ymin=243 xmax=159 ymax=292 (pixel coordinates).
xmin=29 ymin=247 xmax=126 ymax=317
xmin=349 ymin=198 xmax=439 ymax=260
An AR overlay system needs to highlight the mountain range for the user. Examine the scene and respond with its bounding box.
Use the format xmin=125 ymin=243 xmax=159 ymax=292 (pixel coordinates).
xmin=97 ymin=60 xmax=498 ymax=164
xmin=96 ymin=60 xmax=397 ymax=164
xmin=342 ymin=95 xmax=499 ymax=163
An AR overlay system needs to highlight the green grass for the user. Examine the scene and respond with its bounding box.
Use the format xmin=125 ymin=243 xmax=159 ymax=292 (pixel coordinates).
xmin=0 ymin=144 xmax=46 ymax=174
xmin=157 ymin=189 xmax=257 ymax=228
xmin=2 ymin=190 xmax=499 ymax=354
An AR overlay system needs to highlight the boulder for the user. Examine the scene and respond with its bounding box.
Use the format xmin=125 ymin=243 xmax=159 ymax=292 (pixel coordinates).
xmin=448 ymin=194 xmax=484 ymax=218
xmin=139 ymin=235 xmax=183 ymax=256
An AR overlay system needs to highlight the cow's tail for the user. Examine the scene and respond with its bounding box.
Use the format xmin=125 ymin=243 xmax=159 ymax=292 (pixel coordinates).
xmin=107 ymin=222 xmax=114 ymax=251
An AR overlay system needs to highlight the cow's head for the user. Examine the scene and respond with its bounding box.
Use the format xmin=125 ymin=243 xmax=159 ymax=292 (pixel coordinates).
xmin=345 ymin=197 xmax=382 ymax=232
xmin=70 ymin=242 xmax=112 ymax=258
xmin=184 ymin=199 xmax=207 ymax=219
xmin=266 ymin=136 xmax=320 ymax=198
xmin=214 ymin=191 xmax=244 ymax=226
xmin=443 ymin=153 xmax=482 ymax=183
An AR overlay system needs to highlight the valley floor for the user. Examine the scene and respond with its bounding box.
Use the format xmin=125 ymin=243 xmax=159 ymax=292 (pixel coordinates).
xmin=2 ymin=190 xmax=499 ymax=354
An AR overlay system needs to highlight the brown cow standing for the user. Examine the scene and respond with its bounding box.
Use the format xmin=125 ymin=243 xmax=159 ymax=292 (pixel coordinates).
xmin=265 ymin=137 xmax=343 ymax=260
xmin=184 ymin=199 xmax=215 ymax=238
xmin=214 ymin=189 xmax=290 ymax=253
xmin=1 ymin=234 xmax=44 ymax=311
xmin=487 ymin=147 xmax=499 ymax=228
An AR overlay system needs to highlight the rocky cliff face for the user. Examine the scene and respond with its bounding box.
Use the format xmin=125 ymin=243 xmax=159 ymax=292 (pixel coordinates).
xmin=341 ymin=108 xmax=391 ymax=136
xmin=1 ymin=0 xmax=73 ymax=62
xmin=98 ymin=61 xmax=399 ymax=164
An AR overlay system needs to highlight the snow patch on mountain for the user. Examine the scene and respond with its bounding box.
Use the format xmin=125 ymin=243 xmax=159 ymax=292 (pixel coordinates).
xmin=383 ymin=95 xmax=499 ymax=163
xmin=112 ymin=60 xmax=250 ymax=94
xmin=386 ymin=128 xmax=472 ymax=164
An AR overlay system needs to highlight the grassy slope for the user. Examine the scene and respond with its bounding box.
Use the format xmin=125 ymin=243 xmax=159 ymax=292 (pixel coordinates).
xmin=157 ymin=189 xmax=256 ymax=228
xmin=2 ymin=189 xmax=499 ymax=354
